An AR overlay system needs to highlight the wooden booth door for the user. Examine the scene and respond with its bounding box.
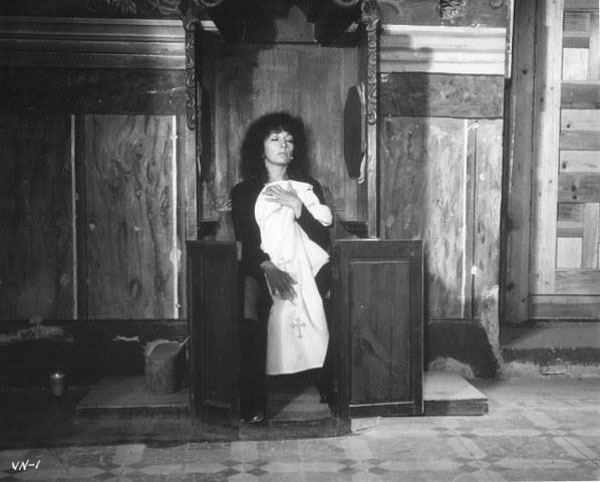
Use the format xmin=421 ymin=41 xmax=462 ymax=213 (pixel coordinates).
xmin=333 ymin=240 xmax=424 ymax=417
xmin=187 ymin=241 xmax=239 ymax=426
xmin=530 ymin=0 xmax=600 ymax=319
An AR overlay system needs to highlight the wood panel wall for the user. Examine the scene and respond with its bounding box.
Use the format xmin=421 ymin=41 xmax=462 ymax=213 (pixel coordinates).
xmin=201 ymin=41 xmax=361 ymax=239
xmin=0 ymin=18 xmax=195 ymax=323
xmin=0 ymin=115 xmax=73 ymax=320
xmin=81 ymin=115 xmax=178 ymax=319
xmin=380 ymin=74 xmax=504 ymax=322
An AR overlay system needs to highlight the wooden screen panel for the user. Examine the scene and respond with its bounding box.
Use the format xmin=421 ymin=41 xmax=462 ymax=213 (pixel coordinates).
xmin=187 ymin=241 xmax=238 ymax=424
xmin=334 ymin=239 xmax=423 ymax=417
xmin=82 ymin=115 xmax=177 ymax=319
xmin=380 ymin=117 xmax=470 ymax=319
xmin=0 ymin=115 xmax=73 ymax=320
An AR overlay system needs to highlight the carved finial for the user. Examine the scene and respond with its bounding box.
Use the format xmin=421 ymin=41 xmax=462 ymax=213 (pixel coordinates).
xmin=361 ymin=0 xmax=381 ymax=31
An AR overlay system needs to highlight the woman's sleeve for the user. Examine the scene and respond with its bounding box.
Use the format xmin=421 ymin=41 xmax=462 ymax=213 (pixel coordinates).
xmin=231 ymin=183 xmax=270 ymax=271
xmin=296 ymin=179 xmax=331 ymax=252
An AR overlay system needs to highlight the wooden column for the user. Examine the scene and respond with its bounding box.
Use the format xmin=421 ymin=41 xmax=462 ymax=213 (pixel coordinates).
xmin=361 ymin=0 xmax=381 ymax=238
xmin=504 ymin=0 xmax=537 ymax=322
xmin=530 ymin=0 xmax=565 ymax=295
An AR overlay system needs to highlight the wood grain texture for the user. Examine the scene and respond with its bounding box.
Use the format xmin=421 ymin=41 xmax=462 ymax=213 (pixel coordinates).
xmin=562 ymin=48 xmax=589 ymax=80
xmin=0 ymin=67 xmax=187 ymax=115
xmin=380 ymin=116 xmax=468 ymax=319
xmin=561 ymin=81 xmax=600 ymax=108
xmin=589 ymin=12 xmax=599 ymax=79
xmin=530 ymin=0 xmax=564 ymax=294
xmin=560 ymin=151 xmax=600 ymax=172
xmin=558 ymin=173 xmax=600 ymax=202
xmin=83 ymin=115 xmax=176 ymax=319
xmin=473 ymin=120 xmax=503 ymax=317
xmin=561 ymin=130 xmax=600 ymax=150
xmin=503 ymin=0 xmax=536 ymax=323
xmin=556 ymin=237 xmax=582 ymax=268
xmin=349 ymin=259 xmax=411 ymax=402
xmin=581 ymin=203 xmax=599 ymax=267
xmin=333 ymin=239 xmax=423 ymax=417
xmin=557 ymin=202 xmax=584 ymax=236
xmin=565 ymin=0 xmax=600 ymax=11
xmin=206 ymin=44 xmax=360 ymax=233
xmin=0 ymin=115 xmax=73 ymax=320
xmin=561 ymin=109 xmax=600 ymax=130
xmin=379 ymin=73 xmax=504 ymax=119
xmin=377 ymin=0 xmax=509 ymax=27
xmin=556 ymin=269 xmax=600 ymax=293
xmin=531 ymin=294 xmax=600 ymax=319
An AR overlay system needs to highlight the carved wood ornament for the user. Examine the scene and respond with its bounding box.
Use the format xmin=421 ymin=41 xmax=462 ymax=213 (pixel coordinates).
xmin=360 ymin=0 xmax=380 ymax=125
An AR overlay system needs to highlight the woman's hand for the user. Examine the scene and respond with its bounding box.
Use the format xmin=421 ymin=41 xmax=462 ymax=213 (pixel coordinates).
xmin=264 ymin=184 xmax=302 ymax=218
xmin=260 ymin=261 xmax=297 ymax=300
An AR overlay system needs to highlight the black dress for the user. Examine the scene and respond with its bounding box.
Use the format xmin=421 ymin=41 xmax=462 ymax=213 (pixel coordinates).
xmin=230 ymin=177 xmax=332 ymax=419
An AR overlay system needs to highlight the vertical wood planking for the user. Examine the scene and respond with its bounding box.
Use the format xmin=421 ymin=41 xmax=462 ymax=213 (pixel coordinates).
xmin=380 ymin=116 xmax=468 ymax=319
xmin=0 ymin=115 xmax=73 ymax=320
xmin=504 ymin=0 xmax=537 ymax=322
xmin=589 ymin=11 xmax=599 ymax=79
xmin=83 ymin=115 xmax=176 ymax=319
xmin=177 ymin=114 xmax=196 ymax=318
xmin=473 ymin=120 xmax=503 ymax=317
xmin=581 ymin=202 xmax=600 ymax=267
xmin=531 ymin=0 xmax=564 ymax=294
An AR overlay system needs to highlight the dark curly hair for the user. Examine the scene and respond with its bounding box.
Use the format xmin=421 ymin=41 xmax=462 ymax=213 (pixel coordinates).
xmin=240 ymin=112 xmax=310 ymax=182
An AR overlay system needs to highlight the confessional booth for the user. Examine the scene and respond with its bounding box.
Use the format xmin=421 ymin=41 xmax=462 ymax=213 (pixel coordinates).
xmin=185 ymin=0 xmax=424 ymax=438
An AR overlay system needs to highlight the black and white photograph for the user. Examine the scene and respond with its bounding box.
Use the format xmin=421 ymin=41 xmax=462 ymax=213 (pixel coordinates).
xmin=0 ymin=0 xmax=599 ymax=480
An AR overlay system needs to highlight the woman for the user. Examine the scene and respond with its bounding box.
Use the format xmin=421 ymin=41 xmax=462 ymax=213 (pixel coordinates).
xmin=230 ymin=112 xmax=332 ymax=424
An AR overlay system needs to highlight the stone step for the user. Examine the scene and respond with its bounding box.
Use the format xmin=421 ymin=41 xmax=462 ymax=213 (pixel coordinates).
xmin=501 ymin=322 xmax=600 ymax=377
xmin=423 ymin=370 xmax=488 ymax=416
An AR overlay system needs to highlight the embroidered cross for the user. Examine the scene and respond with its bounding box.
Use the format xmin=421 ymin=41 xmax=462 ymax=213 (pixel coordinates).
xmin=291 ymin=317 xmax=306 ymax=338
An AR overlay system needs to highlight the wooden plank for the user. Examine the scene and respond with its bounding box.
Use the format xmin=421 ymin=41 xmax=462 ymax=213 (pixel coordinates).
xmin=562 ymin=48 xmax=589 ymax=80
xmin=503 ymin=0 xmax=536 ymax=323
xmin=561 ymin=109 xmax=600 ymax=130
xmin=563 ymin=33 xmax=590 ymax=47
xmin=564 ymin=0 xmax=599 ymax=11
xmin=558 ymin=173 xmax=600 ymax=202
xmin=531 ymin=294 xmax=600 ymax=318
xmin=380 ymin=116 xmax=468 ymax=319
xmin=556 ymin=237 xmax=582 ymax=267
xmin=83 ymin=115 xmax=177 ymax=319
xmin=473 ymin=120 xmax=503 ymax=322
xmin=581 ymin=203 xmax=600 ymax=267
xmin=561 ymin=81 xmax=600 ymax=108
xmin=531 ymin=0 xmax=565 ymax=294
xmin=563 ymin=11 xmax=591 ymax=31
xmin=560 ymin=130 xmax=600 ymax=150
xmin=556 ymin=269 xmax=600 ymax=293
xmin=589 ymin=12 xmax=600 ymax=79
xmin=379 ymin=73 xmax=504 ymax=119
xmin=557 ymin=202 xmax=584 ymax=236
xmin=0 ymin=115 xmax=73 ymax=320
xmin=560 ymin=151 xmax=600 ymax=172
xmin=0 ymin=67 xmax=187 ymax=115
xmin=176 ymin=115 xmax=196 ymax=318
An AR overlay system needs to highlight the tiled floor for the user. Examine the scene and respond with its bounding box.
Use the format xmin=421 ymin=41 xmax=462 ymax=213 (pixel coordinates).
xmin=1 ymin=376 xmax=599 ymax=481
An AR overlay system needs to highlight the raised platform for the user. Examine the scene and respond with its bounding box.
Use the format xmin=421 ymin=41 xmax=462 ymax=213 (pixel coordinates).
xmin=75 ymin=376 xmax=189 ymax=420
xmin=501 ymin=322 xmax=600 ymax=377
xmin=423 ymin=370 xmax=488 ymax=416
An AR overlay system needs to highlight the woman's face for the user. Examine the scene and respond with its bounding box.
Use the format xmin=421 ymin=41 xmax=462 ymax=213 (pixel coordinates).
xmin=263 ymin=129 xmax=294 ymax=168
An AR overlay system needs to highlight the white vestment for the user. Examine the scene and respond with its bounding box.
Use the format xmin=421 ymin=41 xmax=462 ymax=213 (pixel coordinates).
xmin=254 ymin=180 xmax=332 ymax=375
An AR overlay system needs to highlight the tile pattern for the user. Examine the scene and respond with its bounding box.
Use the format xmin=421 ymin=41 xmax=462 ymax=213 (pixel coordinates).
xmin=1 ymin=377 xmax=599 ymax=481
